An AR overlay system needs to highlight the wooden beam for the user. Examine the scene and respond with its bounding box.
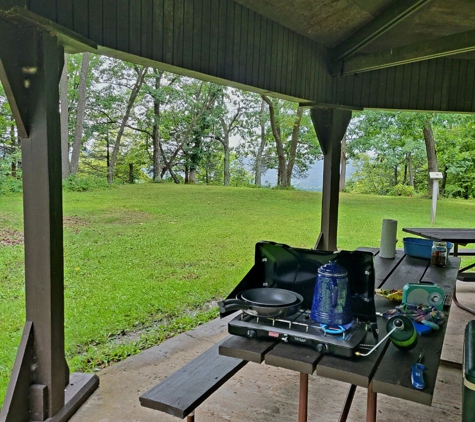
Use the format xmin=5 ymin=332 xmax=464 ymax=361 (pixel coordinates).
xmin=0 ymin=17 xmax=37 ymax=138
xmin=299 ymin=102 xmax=363 ymax=111
xmin=311 ymin=108 xmax=352 ymax=251
xmin=21 ymin=28 xmax=69 ymax=419
xmin=332 ymin=29 xmax=475 ymax=76
xmin=330 ymin=0 xmax=432 ymax=61
xmin=0 ymin=322 xmax=34 ymax=422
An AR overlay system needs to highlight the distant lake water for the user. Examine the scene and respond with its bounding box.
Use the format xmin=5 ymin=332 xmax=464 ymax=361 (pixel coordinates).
xmin=260 ymin=160 xmax=356 ymax=191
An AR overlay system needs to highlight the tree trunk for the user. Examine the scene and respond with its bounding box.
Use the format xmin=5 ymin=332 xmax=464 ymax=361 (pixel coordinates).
xmin=284 ymin=106 xmax=304 ymax=186
xmin=128 ymin=163 xmax=134 ymax=183
xmin=9 ymin=120 xmax=17 ymax=177
xmin=184 ymin=166 xmax=189 ymax=184
xmin=108 ymin=66 xmax=148 ymax=184
xmin=70 ymin=52 xmax=90 ymax=176
xmin=261 ymin=95 xmax=286 ymax=186
xmin=408 ymin=153 xmax=414 ymax=186
xmin=106 ymin=136 xmax=110 ymax=172
xmin=423 ymin=118 xmax=438 ymax=198
xmin=152 ymin=70 xmax=163 ymax=182
xmin=255 ymin=99 xmax=266 ymax=186
xmin=340 ymin=133 xmax=347 ymax=192
xmin=158 ymin=141 xmax=179 ymax=183
xmin=59 ymin=53 xmax=69 ymax=179
xmin=189 ymin=168 xmax=197 ymax=184
xmin=223 ymin=133 xmax=231 ymax=186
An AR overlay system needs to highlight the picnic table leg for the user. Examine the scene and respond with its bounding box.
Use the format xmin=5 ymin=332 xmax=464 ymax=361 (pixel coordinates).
xmin=366 ymin=382 xmax=377 ymax=422
xmin=298 ymin=372 xmax=308 ymax=422
xmin=339 ymin=384 xmax=357 ymax=422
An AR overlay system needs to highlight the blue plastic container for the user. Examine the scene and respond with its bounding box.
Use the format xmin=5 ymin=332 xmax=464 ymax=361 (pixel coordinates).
xmin=402 ymin=237 xmax=453 ymax=259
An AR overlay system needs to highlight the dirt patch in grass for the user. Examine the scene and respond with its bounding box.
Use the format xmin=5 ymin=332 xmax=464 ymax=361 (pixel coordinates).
xmin=110 ymin=301 xmax=219 ymax=346
xmin=63 ymin=215 xmax=89 ymax=233
xmin=0 ymin=229 xmax=24 ymax=246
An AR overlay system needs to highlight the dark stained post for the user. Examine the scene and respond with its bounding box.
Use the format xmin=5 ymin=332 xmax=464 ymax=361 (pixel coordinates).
xmin=0 ymin=19 xmax=68 ymax=419
xmin=311 ymin=108 xmax=352 ymax=251
xmin=0 ymin=16 xmax=98 ymax=422
xmin=22 ymin=29 xmax=70 ymax=419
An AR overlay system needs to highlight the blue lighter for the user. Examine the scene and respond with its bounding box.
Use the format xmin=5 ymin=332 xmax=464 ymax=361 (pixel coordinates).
xmin=411 ymin=352 xmax=425 ymax=390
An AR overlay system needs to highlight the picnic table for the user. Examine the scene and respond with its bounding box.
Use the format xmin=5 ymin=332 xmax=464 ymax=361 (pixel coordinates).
xmin=219 ymin=248 xmax=460 ymax=422
xmin=402 ymin=227 xmax=475 ymax=280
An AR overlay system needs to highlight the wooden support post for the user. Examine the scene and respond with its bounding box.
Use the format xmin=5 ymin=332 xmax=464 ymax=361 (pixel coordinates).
xmin=0 ymin=18 xmax=98 ymax=422
xmin=310 ymin=108 xmax=352 ymax=251
xmin=298 ymin=372 xmax=308 ymax=422
xmin=366 ymin=382 xmax=377 ymax=422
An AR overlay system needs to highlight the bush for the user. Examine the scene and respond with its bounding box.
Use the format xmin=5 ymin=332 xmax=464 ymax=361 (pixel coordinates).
xmin=388 ymin=183 xmax=415 ymax=197
xmin=62 ymin=175 xmax=111 ymax=192
xmin=0 ymin=176 xmax=22 ymax=195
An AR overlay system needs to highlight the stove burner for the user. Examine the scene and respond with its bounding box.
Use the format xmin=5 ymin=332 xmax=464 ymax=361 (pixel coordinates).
xmin=320 ymin=324 xmax=345 ymax=335
xmin=319 ymin=322 xmax=354 ymax=335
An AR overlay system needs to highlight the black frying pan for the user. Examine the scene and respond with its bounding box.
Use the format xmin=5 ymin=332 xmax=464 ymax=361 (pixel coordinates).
xmin=238 ymin=288 xmax=301 ymax=306
xmin=218 ymin=288 xmax=303 ymax=317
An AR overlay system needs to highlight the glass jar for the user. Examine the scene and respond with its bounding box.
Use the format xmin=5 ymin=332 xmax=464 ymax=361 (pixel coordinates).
xmin=431 ymin=241 xmax=447 ymax=267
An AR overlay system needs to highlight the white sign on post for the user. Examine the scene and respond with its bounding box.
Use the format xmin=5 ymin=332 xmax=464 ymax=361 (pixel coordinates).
xmin=430 ymin=172 xmax=443 ymax=224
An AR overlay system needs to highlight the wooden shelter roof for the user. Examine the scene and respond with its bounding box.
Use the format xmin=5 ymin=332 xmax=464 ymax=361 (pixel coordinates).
xmin=2 ymin=0 xmax=475 ymax=112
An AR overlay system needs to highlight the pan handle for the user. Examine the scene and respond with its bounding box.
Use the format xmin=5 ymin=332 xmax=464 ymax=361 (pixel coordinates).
xmin=218 ymin=299 xmax=252 ymax=314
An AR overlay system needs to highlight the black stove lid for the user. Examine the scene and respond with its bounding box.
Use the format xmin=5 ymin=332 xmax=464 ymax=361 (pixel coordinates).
xmin=221 ymin=241 xmax=377 ymax=323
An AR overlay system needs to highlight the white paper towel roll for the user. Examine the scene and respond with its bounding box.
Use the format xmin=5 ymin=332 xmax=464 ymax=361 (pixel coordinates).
xmin=380 ymin=219 xmax=397 ymax=258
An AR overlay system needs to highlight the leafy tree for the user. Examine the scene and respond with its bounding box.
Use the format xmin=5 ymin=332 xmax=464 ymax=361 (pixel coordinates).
xmin=0 ymin=83 xmax=21 ymax=193
xmin=260 ymin=96 xmax=320 ymax=187
xmin=346 ymin=111 xmax=428 ymax=195
xmin=433 ymin=114 xmax=475 ymax=199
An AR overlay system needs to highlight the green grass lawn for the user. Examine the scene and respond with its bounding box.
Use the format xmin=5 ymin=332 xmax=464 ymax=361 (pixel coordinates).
xmin=1 ymin=183 xmax=475 ymax=406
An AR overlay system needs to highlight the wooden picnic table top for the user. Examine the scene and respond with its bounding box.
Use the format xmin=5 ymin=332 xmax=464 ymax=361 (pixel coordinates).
xmin=219 ymin=248 xmax=460 ymax=407
xmin=403 ymin=227 xmax=475 ymax=246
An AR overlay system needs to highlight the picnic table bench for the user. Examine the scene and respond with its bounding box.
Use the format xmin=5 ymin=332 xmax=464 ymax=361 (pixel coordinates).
xmin=139 ymin=339 xmax=246 ymax=421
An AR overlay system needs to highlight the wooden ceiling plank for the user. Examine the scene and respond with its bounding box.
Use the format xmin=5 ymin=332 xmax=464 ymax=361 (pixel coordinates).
xmin=0 ymin=6 xmax=97 ymax=53
xmin=332 ymin=29 xmax=475 ymax=76
xmin=331 ymin=0 xmax=431 ymax=61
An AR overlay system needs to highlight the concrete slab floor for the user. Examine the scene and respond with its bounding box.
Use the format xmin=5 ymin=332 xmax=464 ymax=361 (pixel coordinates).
xmin=69 ymin=282 xmax=475 ymax=422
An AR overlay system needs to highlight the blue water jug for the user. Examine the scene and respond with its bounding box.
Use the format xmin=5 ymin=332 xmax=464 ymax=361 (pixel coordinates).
xmin=310 ymin=261 xmax=353 ymax=326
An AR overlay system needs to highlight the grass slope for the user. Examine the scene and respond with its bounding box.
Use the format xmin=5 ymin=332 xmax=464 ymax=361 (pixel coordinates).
xmin=1 ymin=183 xmax=475 ymax=406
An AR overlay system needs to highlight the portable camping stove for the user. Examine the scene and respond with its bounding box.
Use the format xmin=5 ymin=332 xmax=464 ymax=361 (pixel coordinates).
xmin=228 ymin=310 xmax=368 ymax=358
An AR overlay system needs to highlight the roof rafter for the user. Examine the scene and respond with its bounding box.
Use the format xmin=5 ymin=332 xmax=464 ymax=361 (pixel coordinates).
xmin=330 ymin=0 xmax=432 ymax=61
xmin=331 ymin=29 xmax=475 ymax=76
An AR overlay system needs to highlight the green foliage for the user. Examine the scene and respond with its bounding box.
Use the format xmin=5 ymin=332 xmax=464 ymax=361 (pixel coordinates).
xmin=347 ymin=111 xmax=475 ymax=199
xmin=62 ymin=175 xmax=111 ymax=192
xmin=388 ymin=183 xmax=416 ymax=197
xmin=346 ymin=154 xmax=394 ymax=195
xmin=0 ymin=152 xmax=22 ymax=195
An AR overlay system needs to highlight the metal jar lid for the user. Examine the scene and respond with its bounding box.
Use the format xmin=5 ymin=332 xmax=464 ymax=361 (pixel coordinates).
xmin=317 ymin=261 xmax=347 ymax=277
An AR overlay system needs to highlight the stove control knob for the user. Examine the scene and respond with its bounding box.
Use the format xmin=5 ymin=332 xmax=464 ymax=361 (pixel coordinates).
xmin=282 ymin=334 xmax=289 ymax=342
xmin=316 ymin=343 xmax=328 ymax=353
xmin=247 ymin=329 xmax=257 ymax=339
